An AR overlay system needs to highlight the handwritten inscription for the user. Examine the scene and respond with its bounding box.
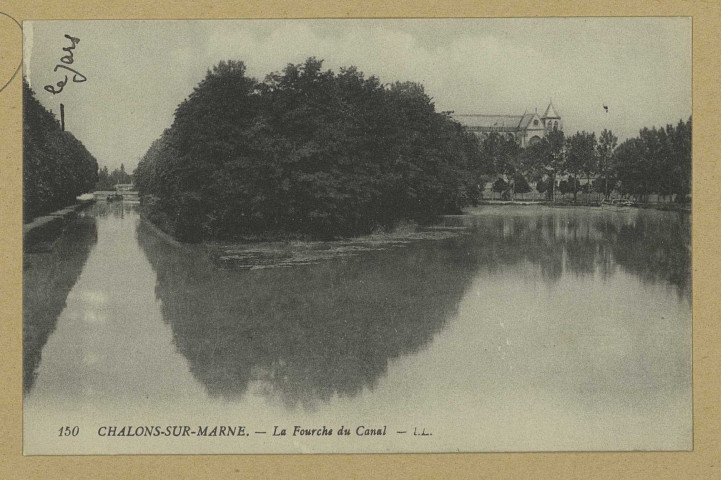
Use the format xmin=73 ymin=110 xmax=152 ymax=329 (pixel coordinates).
xmin=44 ymin=34 xmax=87 ymax=95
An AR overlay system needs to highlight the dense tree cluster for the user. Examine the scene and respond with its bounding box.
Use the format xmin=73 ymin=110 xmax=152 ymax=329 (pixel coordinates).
xmin=613 ymin=119 xmax=692 ymax=202
xmin=23 ymin=79 xmax=98 ymax=222
xmin=135 ymin=58 xmax=690 ymax=241
xmin=135 ymin=58 xmax=482 ymax=241
xmin=474 ymin=118 xmax=691 ymax=203
xmin=96 ymin=164 xmax=132 ymax=190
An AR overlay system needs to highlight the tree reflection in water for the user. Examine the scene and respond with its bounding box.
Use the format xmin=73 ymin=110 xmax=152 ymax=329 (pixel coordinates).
xmin=137 ymin=221 xmax=478 ymax=409
xmin=23 ymin=214 xmax=98 ymax=392
xmin=443 ymin=208 xmax=690 ymax=300
xmin=608 ymin=212 xmax=691 ymax=297
xmin=138 ymin=206 xmax=690 ymax=410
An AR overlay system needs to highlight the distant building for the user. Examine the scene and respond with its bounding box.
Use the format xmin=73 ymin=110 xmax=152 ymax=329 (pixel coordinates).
xmin=114 ymin=183 xmax=135 ymax=192
xmin=452 ymin=102 xmax=562 ymax=148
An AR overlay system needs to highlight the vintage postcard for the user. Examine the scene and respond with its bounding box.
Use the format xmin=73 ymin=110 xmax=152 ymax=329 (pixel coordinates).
xmin=21 ymin=18 xmax=692 ymax=456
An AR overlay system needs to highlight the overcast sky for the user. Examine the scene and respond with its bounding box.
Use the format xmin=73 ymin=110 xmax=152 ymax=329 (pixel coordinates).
xmin=25 ymin=18 xmax=691 ymax=172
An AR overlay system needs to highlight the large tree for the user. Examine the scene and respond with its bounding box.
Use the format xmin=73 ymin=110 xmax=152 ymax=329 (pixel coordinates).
xmin=512 ymin=173 xmax=531 ymax=200
xmin=566 ymin=131 xmax=597 ymax=202
xmin=670 ymin=117 xmax=692 ymax=203
xmin=135 ymin=58 xmax=481 ymax=241
xmin=519 ymin=129 xmax=566 ymax=200
xmin=613 ymin=119 xmax=690 ymax=203
xmin=597 ymin=129 xmax=618 ymax=200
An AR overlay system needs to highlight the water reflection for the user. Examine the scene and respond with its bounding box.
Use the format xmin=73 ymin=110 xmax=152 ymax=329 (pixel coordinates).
xmin=23 ymin=204 xmax=692 ymax=452
xmin=137 ymin=221 xmax=478 ymax=409
xmin=137 ymin=206 xmax=690 ymax=410
xmin=23 ymin=214 xmax=97 ymax=392
xmin=24 ymin=202 xmax=209 ymax=405
xmin=443 ymin=207 xmax=691 ymax=300
xmin=24 ymin=205 xmax=691 ymax=410
xmin=609 ymin=212 xmax=691 ymax=296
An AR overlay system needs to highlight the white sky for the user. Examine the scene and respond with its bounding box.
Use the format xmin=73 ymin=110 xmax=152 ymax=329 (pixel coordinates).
xmin=25 ymin=18 xmax=691 ymax=173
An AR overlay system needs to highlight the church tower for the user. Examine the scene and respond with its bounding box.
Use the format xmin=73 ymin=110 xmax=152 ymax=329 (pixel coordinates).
xmin=541 ymin=102 xmax=562 ymax=132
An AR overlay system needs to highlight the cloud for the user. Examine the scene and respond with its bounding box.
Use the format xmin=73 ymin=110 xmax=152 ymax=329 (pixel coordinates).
xmin=26 ymin=19 xmax=691 ymax=172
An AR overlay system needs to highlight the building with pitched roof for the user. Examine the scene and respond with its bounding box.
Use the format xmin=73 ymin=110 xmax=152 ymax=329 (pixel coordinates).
xmin=452 ymin=102 xmax=562 ymax=148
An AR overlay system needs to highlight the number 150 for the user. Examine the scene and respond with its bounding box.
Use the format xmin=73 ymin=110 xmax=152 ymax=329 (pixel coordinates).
xmin=58 ymin=426 xmax=79 ymax=437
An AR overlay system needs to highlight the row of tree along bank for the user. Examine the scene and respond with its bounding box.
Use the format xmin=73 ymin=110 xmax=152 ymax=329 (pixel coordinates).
xmin=23 ymin=79 xmax=98 ymax=223
xmin=479 ymin=118 xmax=691 ymax=204
xmin=135 ymin=58 xmax=691 ymax=242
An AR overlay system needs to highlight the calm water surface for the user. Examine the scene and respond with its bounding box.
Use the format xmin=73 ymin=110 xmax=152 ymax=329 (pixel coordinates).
xmin=23 ymin=203 xmax=691 ymax=454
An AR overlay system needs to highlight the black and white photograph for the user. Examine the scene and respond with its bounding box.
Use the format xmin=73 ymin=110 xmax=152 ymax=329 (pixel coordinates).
xmin=21 ymin=18 xmax=692 ymax=455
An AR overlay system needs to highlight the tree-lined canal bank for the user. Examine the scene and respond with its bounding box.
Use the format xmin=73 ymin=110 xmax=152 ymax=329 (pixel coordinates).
xmin=22 ymin=201 xmax=95 ymax=252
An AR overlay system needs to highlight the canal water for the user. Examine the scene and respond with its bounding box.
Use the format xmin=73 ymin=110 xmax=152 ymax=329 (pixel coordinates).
xmin=23 ymin=203 xmax=692 ymax=454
